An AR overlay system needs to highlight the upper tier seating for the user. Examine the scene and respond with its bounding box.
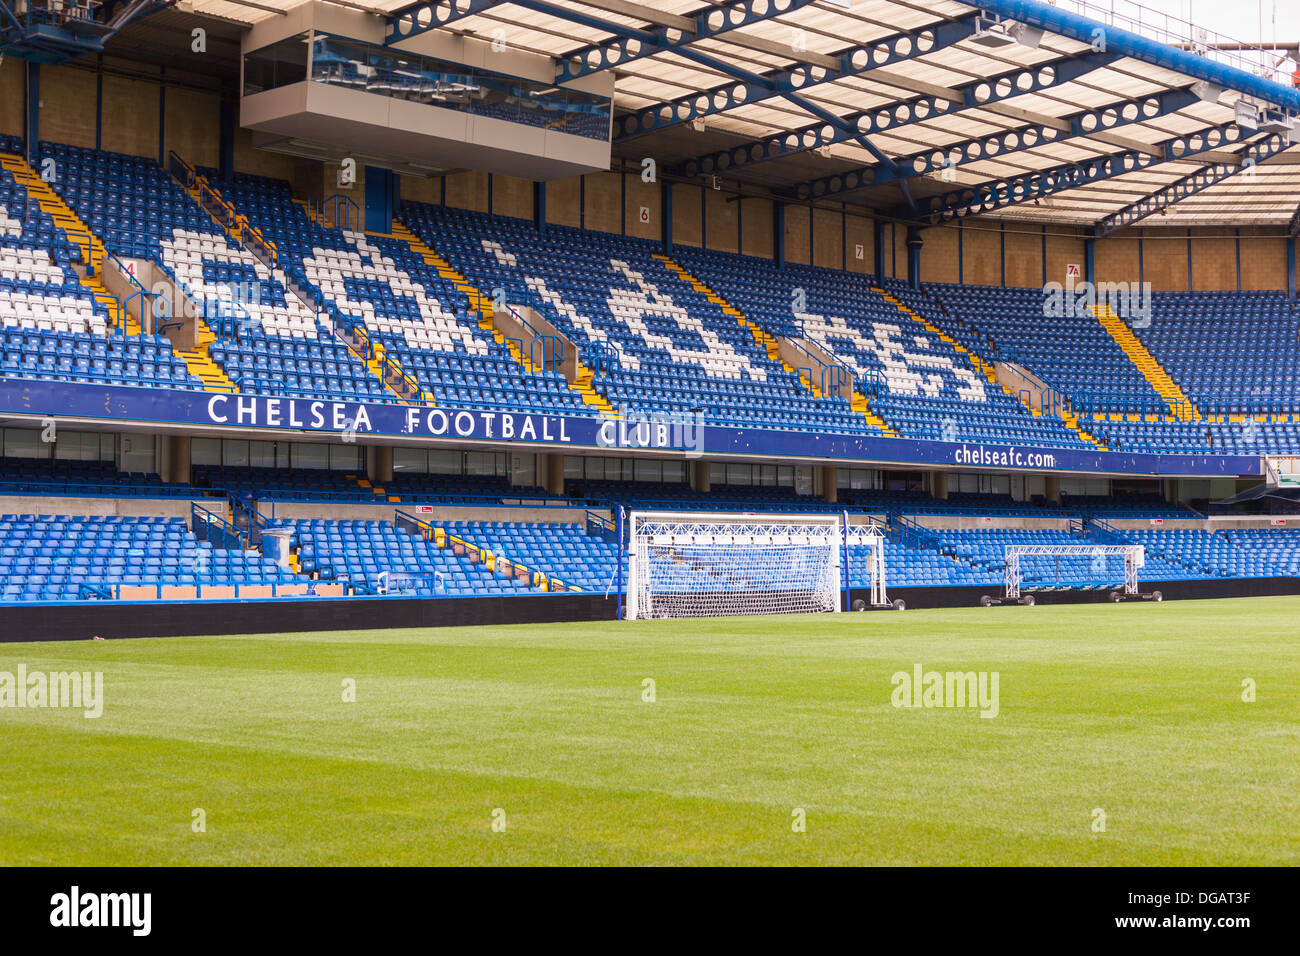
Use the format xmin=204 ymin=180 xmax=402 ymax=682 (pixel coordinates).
xmin=1134 ymin=291 xmax=1300 ymax=416
xmin=39 ymin=142 xmax=213 ymax=260
xmin=675 ymin=250 xmax=1092 ymax=447
xmin=0 ymin=158 xmax=200 ymax=390
xmin=38 ymin=144 xmax=380 ymax=401
xmin=923 ymin=281 xmax=1163 ymax=414
xmin=204 ymin=171 xmax=591 ymax=414
xmin=401 ymin=203 xmax=875 ymax=434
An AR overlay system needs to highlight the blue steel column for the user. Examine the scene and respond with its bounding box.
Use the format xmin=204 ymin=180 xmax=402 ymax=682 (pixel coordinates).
xmin=1288 ymin=237 xmax=1297 ymax=301
xmin=906 ymin=226 xmax=923 ymax=290
xmin=773 ymin=201 xmax=785 ymax=268
xmin=25 ymin=62 xmax=39 ymax=164
xmin=661 ymin=180 xmax=673 ymax=252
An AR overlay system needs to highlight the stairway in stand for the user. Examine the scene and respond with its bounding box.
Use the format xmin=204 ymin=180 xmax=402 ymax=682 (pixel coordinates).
xmin=391 ymin=220 xmax=617 ymax=416
xmin=1093 ymin=303 xmax=1200 ymax=422
xmin=1 ymin=152 xmax=127 ymax=334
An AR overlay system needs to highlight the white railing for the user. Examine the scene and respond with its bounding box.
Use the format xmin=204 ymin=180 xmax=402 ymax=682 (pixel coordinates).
xmin=1042 ymin=0 xmax=1296 ymax=85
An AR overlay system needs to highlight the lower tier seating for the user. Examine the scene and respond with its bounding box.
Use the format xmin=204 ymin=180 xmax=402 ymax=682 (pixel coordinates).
xmin=0 ymin=514 xmax=296 ymax=601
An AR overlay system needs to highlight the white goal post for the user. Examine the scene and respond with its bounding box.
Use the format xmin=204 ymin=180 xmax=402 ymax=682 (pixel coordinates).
xmin=623 ymin=510 xmax=887 ymax=620
xmin=1004 ymin=544 xmax=1144 ymax=600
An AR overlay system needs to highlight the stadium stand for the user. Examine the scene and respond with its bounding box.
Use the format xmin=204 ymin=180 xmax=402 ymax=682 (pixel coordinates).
xmin=0 ymin=0 xmax=1297 ymax=623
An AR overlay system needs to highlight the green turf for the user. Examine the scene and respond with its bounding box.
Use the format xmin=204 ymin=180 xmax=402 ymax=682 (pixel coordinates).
xmin=1 ymin=596 xmax=1297 ymax=865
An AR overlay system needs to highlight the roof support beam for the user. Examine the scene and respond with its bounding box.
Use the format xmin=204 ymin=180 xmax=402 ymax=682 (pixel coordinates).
xmin=889 ymin=122 xmax=1268 ymax=225
xmin=614 ymin=12 xmax=982 ymax=141
xmin=681 ymin=50 xmax=1121 ymax=180
xmin=667 ymin=43 xmax=899 ymax=175
xmin=785 ymin=86 xmax=1198 ymax=202
xmin=1094 ymin=137 xmax=1295 ymax=235
xmin=387 ymin=0 xmax=503 ymax=44
xmin=555 ymin=0 xmax=824 ymax=83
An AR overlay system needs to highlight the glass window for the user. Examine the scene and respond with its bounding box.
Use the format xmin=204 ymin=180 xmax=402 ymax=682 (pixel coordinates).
xmin=726 ymin=464 xmax=751 ymax=486
xmin=465 ymin=452 xmax=495 ymax=476
xmin=222 ymin=440 xmax=250 ymax=468
xmin=330 ymin=444 xmax=362 ymax=471
xmin=192 ymin=437 xmax=220 ymax=467
xmin=292 ymin=443 xmax=329 ymax=471
xmin=249 ymin=440 xmax=278 ymax=469
xmin=118 ymin=435 xmax=156 ymax=475
xmin=3 ymin=427 xmax=46 ymax=460
xmin=633 ymin=459 xmax=661 ymax=483
xmin=428 ymin=450 xmax=460 ymax=474
xmin=564 ymin=455 xmax=584 ymax=479
xmin=54 ymin=431 xmax=100 ymax=461
xmin=662 ymin=461 xmax=685 ymax=484
xmin=394 ymin=448 xmax=427 ymax=473
xmin=309 ymin=32 xmax=611 ymax=141
xmin=243 ymin=33 xmax=310 ymax=96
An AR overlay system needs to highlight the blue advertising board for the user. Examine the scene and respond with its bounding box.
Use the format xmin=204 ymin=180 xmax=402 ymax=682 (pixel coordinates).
xmin=0 ymin=379 xmax=1262 ymax=478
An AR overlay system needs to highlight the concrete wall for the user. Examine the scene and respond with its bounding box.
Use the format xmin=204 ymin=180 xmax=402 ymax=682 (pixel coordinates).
xmin=0 ymin=496 xmax=209 ymax=520
xmin=263 ymin=502 xmax=596 ymax=524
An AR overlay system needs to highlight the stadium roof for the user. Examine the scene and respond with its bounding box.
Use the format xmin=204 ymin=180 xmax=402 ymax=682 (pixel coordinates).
xmin=171 ymin=0 xmax=1300 ymax=233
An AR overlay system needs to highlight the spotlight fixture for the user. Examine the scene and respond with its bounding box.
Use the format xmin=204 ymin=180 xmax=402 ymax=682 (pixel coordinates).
xmin=1008 ymin=23 xmax=1044 ymax=48
xmin=970 ymin=16 xmax=1017 ymax=49
xmin=1191 ymin=80 xmax=1223 ymax=104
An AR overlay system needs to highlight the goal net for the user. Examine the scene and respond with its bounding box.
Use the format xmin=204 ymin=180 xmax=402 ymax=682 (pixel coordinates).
xmin=625 ymin=511 xmax=861 ymax=620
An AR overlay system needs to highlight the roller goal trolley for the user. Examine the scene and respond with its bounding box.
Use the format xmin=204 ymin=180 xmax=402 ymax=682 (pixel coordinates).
xmin=978 ymin=544 xmax=1162 ymax=606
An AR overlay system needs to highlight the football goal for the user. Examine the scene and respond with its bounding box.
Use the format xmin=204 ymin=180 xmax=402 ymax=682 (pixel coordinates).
xmin=622 ymin=510 xmax=892 ymax=620
xmin=980 ymin=543 xmax=1160 ymax=606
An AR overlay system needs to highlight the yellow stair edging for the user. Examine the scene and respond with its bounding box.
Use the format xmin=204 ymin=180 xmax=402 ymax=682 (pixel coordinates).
xmin=173 ymin=317 xmax=239 ymax=393
xmin=653 ymin=254 xmax=865 ymax=414
xmin=1092 ymin=304 xmax=1199 ymax=422
xmin=1 ymin=152 xmax=130 ymax=334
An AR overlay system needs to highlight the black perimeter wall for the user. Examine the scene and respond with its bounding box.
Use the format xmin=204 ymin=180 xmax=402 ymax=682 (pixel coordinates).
xmin=3 ymin=577 xmax=1299 ymax=642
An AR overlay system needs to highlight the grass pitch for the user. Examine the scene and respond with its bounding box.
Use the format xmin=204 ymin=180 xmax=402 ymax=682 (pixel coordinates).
xmin=1 ymin=596 xmax=1297 ymax=866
